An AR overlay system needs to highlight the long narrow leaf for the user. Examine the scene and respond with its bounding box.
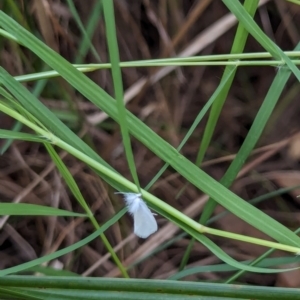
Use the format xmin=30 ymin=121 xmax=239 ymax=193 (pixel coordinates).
xmin=223 ymin=0 xmax=300 ymax=81
xmin=102 ymin=1 xmax=141 ymax=191
xmin=1 ymin=276 xmax=300 ymax=300
xmin=0 ymin=208 xmax=126 ymax=276
xmin=0 ymin=203 xmax=86 ymax=217
xmin=0 ymin=129 xmax=47 ymax=143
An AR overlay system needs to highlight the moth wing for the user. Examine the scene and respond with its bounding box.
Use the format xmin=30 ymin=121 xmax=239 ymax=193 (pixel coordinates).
xmin=120 ymin=193 xmax=142 ymax=214
xmin=133 ymin=201 xmax=158 ymax=238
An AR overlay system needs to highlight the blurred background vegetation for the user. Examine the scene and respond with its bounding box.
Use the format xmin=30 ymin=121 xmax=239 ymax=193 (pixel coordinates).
xmin=0 ymin=0 xmax=300 ymax=296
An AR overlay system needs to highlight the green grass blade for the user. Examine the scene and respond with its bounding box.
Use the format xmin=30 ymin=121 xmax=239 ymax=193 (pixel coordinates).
xmin=0 ymin=208 xmax=126 ymax=276
xmin=180 ymin=0 xmax=259 ymax=270
xmin=44 ymin=143 xmax=129 ymax=278
xmin=0 ymin=69 xmax=123 ymax=193
xmin=222 ymin=63 xmax=297 ymax=187
xmin=0 ymin=121 xmax=23 ymax=154
xmin=0 ymin=129 xmax=47 ymax=143
xmin=0 ymin=203 xmax=86 ymax=217
xmin=170 ymin=256 xmax=300 ymax=280
xmin=0 ymin=286 xmax=241 ymax=300
xmin=102 ymin=1 xmax=141 ymax=191
xmin=196 ymin=0 xmax=259 ymax=168
xmin=20 ymin=265 xmax=79 ymax=277
xmin=0 ymin=287 xmax=42 ymax=300
xmin=44 ymin=143 xmax=91 ymax=212
xmin=223 ymin=0 xmax=300 ymax=81
xmin=155 ymin=208 xmax=300 ymax=274
xmin=0 ymin=61 xmax=115 ymax=177
xmin=145 ymin=65 xmax=237 ymax=190
xmin=2 ymin=276 xmax=300 ymax=300
xmin=0 ymin=61 xmax=48 ymax=154
xmin=201 ymin=46 xmax=299 ymax=224
xmin=66 ymin=0 xmax=101 ymax=63
xmin=135 ymin=184 xmax=300 ymax=271
xmin=225 ymin=226 xmax=300 ymax=284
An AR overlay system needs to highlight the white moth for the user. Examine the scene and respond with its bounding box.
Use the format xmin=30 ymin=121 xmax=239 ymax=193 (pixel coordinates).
xmin=116 ymin=192 xmax=158 ymax=238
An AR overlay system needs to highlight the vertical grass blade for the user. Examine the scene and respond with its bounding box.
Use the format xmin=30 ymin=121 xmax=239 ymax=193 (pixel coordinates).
xmin=102 ymin=0 xmax=141 ymax=192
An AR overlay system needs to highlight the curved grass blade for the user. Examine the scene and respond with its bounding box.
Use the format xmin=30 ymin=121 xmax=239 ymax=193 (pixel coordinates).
xmin=0 ymin=208 xmax=126 ymax=276
xmin=153 ymin=207 xmax=300 ymax=274
xmin=44 ymin=143 xmax=129 ymax=278
xmin=170 ymin=256 xmax=300 ymax=280
xmin=225 ymin=226 xmax=300 ymax=284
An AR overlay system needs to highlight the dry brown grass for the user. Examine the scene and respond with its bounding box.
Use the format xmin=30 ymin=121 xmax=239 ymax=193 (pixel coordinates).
xmin=0 ymin=0 xmax=300 ymax=286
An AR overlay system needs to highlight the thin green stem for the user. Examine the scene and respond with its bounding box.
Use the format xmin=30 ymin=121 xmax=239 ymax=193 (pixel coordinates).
xmin=13 ymin=59 xmax=300 ymax=82
xmin=204 ymin=227 xmax=300 ymax=254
